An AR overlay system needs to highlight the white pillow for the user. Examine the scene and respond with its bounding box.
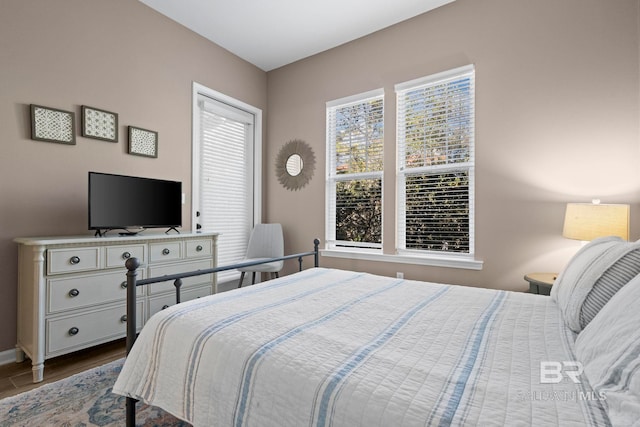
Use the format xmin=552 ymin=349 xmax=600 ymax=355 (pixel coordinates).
xmin=574 ymin=273 xmax=640 ymax=427
xmin=579 ymin=243 xmax=640 ymax=328
xmin=551 ymin=236 xmax=640 ymax=332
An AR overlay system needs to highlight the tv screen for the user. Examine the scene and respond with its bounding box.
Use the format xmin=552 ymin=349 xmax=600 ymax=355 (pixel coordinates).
xmin=89 ymin=172 xmax=182 ymax=234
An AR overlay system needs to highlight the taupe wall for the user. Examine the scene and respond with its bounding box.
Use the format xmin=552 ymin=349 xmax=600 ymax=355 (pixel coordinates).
xmin=0 ymin=0 xmax=267 ymax=353
xmin=1 ymin=0 xmax=639 ymax=356
xmin=266 ymin=0 xmax=640 ymax=287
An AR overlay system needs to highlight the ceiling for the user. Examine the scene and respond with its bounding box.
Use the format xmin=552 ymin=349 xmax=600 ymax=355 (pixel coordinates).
xmin=139 ymin=0 xmax=455 ymax=71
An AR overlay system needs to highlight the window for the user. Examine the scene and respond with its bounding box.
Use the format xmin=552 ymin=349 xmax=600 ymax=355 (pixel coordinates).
xmin=396 ymin=65 xmax=475 ymax=257
xmin=326 ymin=89 xmax=384 ymax=250
xmin=192 ymin=84 xmax=262 ymax=283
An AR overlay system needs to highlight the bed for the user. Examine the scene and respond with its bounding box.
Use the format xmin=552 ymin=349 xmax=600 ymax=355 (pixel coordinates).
xmin=113 ymin=237 xmax=640 ymax=426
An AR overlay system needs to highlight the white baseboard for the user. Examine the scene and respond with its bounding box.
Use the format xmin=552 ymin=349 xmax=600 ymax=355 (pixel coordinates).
xmin=0 ymin=348 xmax=17 ymax=366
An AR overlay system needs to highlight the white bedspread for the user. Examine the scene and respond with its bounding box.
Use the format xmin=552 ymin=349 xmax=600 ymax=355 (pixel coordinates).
xmin=113 ymin=268 xmax=611 ymax=426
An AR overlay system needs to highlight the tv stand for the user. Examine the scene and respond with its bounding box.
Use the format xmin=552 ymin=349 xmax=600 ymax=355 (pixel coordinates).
xmin=165 ymin=227 xmax=180 ymax=234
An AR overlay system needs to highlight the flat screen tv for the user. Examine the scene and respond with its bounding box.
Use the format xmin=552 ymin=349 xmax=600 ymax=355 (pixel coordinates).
xmin=89 ymin=172 xmax=182 ymax=236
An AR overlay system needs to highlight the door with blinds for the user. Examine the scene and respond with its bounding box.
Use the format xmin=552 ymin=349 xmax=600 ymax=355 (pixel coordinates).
xmin=194 ymin=94 xmax=256 ymax=284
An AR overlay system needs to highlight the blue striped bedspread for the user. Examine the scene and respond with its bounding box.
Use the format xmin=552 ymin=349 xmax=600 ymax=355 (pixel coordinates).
xmin=113 ymin=267 xmax=611 ymax=426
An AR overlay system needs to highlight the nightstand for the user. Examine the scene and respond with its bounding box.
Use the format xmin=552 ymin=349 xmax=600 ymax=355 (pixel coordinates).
xmin=524 ymin=272 xmax=557 ymax=295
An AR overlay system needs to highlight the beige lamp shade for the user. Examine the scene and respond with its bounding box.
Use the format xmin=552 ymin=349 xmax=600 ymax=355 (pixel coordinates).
xmin=563 ymin=202 xmax=630 ymax=241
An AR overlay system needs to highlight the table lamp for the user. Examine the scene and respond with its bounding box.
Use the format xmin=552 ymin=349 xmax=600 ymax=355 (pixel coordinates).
xmin=562 ymin=200 xmax=630 ymax=241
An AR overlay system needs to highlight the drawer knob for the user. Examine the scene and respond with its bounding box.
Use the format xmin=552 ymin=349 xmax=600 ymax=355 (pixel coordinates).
xmin=120 ymin=315 xmax=127 ymax=323
xmin=68 ymin=327 xmax=79 ymax=336
xmin=121 ymin=281 xmax=127 ymax=289
xmin=162 ymin=248 xmax=170 ymax=255
xmin=162 ymin=304 xmax=170 ymax=310
xmin=122 ymin=251 xmax=131 ymax=260
xmin=196 ymin=245 xmax=203 ymax=252
xmin=69 ymin=256 xmax=81 ymax=265
xmin=68 ymin=288 xmax=80 ymax=297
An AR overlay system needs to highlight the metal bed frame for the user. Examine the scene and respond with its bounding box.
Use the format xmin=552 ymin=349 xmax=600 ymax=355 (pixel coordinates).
xmin=122 ymin=239 xmax=320 ymax=427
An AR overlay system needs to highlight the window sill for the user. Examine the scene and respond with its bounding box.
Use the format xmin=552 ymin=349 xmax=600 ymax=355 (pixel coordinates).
xmin=320 ymin=248 xmax=483 ymax=270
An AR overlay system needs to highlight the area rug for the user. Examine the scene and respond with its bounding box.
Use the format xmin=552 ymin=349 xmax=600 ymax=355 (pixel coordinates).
xmin=0 ymin=359 xmax=189 ymax=426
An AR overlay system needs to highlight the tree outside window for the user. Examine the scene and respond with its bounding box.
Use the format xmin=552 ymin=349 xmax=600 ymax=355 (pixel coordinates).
xmin=327 ymin=93 xmax=383 ymax=249
xmin=397 ymin=65 xmax=475 ymax=255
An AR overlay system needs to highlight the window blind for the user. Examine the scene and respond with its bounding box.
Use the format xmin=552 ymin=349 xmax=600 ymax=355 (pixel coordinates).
xmin=326 ymin=90 xmax=384 ymax=249
xmin=396 ymin=65 xmax=475 ymax=255
xmin=197 ymin=96 xmax=254 ymax=281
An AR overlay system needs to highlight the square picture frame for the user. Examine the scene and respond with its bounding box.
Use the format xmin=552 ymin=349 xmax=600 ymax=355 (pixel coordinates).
xmin=128 ymin=126 xmax=158 ymax=158
xmin=82 ymin=105 xmax=118 ymax=142
xmin=30 ymin=104 xmax=76 ymax=145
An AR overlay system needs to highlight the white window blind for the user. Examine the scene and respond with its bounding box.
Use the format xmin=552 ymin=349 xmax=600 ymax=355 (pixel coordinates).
xmin=396 ymin=65 xmax=475 ymax=255
xmin=197 ymin=96 xmax=254 ymax=282
xmin=326 ymin=89 xmax=384 ymax=250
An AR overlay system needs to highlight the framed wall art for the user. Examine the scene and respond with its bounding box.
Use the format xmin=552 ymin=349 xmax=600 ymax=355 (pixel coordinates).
xmin=128 ymin=126 xmax=158 ymax=158
xmin=30 ymin=104 xmax=76 ymax=145
xmin=82 ymin=105 xmax=118 ymax=142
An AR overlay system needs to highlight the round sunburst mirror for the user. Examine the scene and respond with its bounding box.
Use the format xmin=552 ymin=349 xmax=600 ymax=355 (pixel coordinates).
xmin=275 ymin=139 xmax=315 ymax=191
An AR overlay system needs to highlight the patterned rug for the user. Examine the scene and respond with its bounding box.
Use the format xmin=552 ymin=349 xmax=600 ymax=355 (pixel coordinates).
xmin=0 ymin=359 xmax=189 ymax=426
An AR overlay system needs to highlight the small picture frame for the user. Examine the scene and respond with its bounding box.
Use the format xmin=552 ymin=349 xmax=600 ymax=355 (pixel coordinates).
xmin=82 ymin=106 xmax=118 ymax=142
xmin=128 ymin=126 xmax=158 ymax=158
xmin=30 ymin=104 xmax=76 ymax=145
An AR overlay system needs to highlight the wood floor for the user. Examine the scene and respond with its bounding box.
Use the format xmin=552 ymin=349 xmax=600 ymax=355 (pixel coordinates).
xmin=0 ymin=339 xmax=126 ymax=400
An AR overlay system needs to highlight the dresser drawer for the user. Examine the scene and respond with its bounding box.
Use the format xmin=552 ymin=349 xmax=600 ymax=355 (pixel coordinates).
xmin=185 ymin=239 xmax=213 ymax=259
xmin=105 ymin=244 xmax=146 ymax=268
xmin=149 ymin=241 xmax=182 ymax=263
xmin=46 ymin=302 xmax=143 ymax=355
xmin=148 ymin=259 xmax=213 ymax=295
xmin=148 ymin=285 xmax=212 ymax=318
xmin=47 ymin=247 xmax=100 ymax=275
xmin=47 ymin=270 xmax=144 ymax=314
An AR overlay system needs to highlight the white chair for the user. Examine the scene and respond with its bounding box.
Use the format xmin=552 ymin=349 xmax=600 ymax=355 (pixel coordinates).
xmin=238 ymin=223 xmax=284 ymax=288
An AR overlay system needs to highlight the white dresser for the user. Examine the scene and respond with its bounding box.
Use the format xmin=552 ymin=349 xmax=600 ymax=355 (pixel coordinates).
xmin=14 ymin=232 xmax=218 ymax=382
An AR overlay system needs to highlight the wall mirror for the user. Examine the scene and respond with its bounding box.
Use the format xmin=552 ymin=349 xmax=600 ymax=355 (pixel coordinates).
xmin=275 ymin=139 xmax=315 ymax=191
xmin=286 ymin=154 xmax=303 ymax=176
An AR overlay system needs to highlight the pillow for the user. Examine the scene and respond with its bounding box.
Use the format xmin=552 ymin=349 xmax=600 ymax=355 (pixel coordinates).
xmin=579 ymin=248 xmax=640 ymax=328
xmin=574 ymin=273 xmax=640 ymax=427
xmin=551 ymin=237 xmax=640 ymax=333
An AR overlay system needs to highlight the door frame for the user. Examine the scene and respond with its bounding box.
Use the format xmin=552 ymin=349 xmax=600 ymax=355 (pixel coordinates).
xmin=191 ymin=81 xmax=263 ymax=231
